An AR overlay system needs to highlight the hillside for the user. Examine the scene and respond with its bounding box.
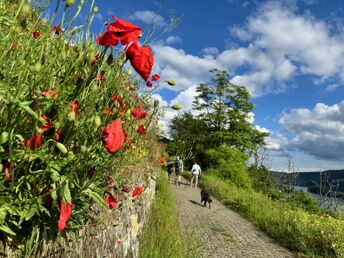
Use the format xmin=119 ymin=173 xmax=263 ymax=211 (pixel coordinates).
xmin=271 ymin=170 xmax=344 ymax=193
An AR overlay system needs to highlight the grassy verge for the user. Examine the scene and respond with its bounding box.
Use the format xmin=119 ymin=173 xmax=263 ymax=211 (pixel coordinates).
xmin=139 ymin=173 xmax=196 ymax=258
xmin=200 ymin=174 xmax=344 ymax=258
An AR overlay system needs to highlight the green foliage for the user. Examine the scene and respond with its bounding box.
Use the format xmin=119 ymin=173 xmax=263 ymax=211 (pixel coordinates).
xmin=0 ymin=0 xmax=159 ymax=254
xmin=139 ymin=173 xmax=197 ymax=258
xmin=200 ymin=174 xmax=344 ymax=258
xmin=248 ymin=165 xmax=280 ymax=197
xmin=206 ymin=146 xmax=251 ymax=188
xmin=287 ymin=191 xmax=320 ymax=213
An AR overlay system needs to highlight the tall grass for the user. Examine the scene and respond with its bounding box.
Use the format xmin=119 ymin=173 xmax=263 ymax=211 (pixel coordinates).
xmin=200 ymin=174 xmax=344 ymax=258
xmin=139 ymin=173 xmax=197 ymax=258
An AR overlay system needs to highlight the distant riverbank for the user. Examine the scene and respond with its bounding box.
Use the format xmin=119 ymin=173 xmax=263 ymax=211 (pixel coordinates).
xmin=295 ymin=186 xmax=344 ymax=211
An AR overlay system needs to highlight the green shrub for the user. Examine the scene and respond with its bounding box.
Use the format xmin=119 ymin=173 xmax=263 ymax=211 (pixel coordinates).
xmin=206 ymin=146 xmax=251 ymax=188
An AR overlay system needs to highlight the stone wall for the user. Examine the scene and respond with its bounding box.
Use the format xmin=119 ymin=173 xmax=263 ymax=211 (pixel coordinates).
xmin=41 ymin=174 xmax=157 ymax=258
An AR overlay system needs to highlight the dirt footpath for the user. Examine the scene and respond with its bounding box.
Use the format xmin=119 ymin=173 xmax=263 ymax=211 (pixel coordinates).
xmin=170 ymin=179 xmax=295 ymax=258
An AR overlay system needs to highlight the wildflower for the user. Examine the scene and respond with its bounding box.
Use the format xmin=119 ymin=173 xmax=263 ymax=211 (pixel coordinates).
xmin=152 ymin=74 xmax=160 ymax=81
xmin=123 ymin=185 xmax=131 ymax=193
xmin=96 ymin=16 xmax=142 ymax=46
xmin=104 ymin=107 xmax=114 ymax=115
xmin=96 ymin=74 xmax=105 ymax=80
xmin=68 ymin=100 xmax=79 ymax=120
xmin=32 ymin=31 xmax=41 ymax=38
xmin=55 ymin=129 xmax=60 ymax=141
xmin=131 ymin=108 xmax=148 ymax=120
xmin=57 ymin=201 xmax=74 ymax=232
xmin=146 ymin=81 xmax=153 ymax=88
xmin=52 ymin=25 xmax=63 ymax=35
xmin=137 ymin=125 xmax=146 ymax=135
xmin=11 ymin=42 xmax=17 ymax=50
xmin=126 ymin=41 xmax=154 ymax=81
xmin=104 ymin=195 xmax=118 ymax=209
xmin=159 ymin=157 xmax=168 ymax=163
xmin=102 ymin=119 xmax=124 ymax=154
xmin=41 ymin=89 xmax=59 ymax=100
xmin=132 ymin=186 xmax=143 ymax=197
xmin=24 ymin=133 xmax=43 ymax=150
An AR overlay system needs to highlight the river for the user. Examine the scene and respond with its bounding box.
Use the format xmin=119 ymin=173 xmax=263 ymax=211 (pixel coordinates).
xmin=294 ymin=186 xmax=344 ymax=211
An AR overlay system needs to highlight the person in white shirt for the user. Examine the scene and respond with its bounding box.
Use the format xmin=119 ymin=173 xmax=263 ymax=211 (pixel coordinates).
xmin=190 ymin=161 xmax=201 ymax=187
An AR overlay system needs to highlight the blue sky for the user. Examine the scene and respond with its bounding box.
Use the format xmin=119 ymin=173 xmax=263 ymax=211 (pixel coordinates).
xmin=46 ymin=0 xmax=344 ymax=171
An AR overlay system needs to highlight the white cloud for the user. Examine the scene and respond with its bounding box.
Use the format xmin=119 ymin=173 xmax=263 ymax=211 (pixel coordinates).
xmin=129 ymin=10 xmax=165 ymax=26
xmin=279 ymin=101 xmax=344 ymax=160
xmin=165 ymin=36 xmax=182 ymax=45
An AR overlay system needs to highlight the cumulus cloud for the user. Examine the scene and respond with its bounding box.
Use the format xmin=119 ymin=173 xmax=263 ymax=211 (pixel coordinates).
xmin=279 ymin=101 xmax=344 ymax=160
xmin=129 ymin=10 xmax=165 ymax=26
xmin=165 ymin=36 xmax=182 ymax=45
xmin=152 ymin=2 xmax=344 ymax=97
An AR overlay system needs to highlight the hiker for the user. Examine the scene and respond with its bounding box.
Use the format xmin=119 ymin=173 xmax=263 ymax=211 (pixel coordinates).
xmin=190 ymin=161 xmax=201 ymax=187
xmin=167 ymin=161 xmax=175 ymax=182
xmin=175 ymin=156 xmax=183 ymax=186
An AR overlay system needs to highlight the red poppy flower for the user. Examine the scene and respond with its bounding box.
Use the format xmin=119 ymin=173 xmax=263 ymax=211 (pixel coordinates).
xmin=32 ymin=31 xmax=40 ymax=38
xmin=102 ymin=119 xmax=124 ymax=154
xmin=55 ymin=129 xmax=60 ymax=141
xmin=41 ymin=89 xmax=59 ymax=100
xmin=11 ymin=42 xmax=17 ymax=50
xmin=69 ymin=100 xmax=79 ymax=120
xmin=131 ymin=108 xmax=148 ymax=120
xmin=123 ymin=185 xmax=131 ymax=193
xmin=106 ymin=177 xmax=114 ymax=183
xmin=96 ymin=74 xmax=105 ymax=80
xmin=146 ymin=81 xmax=153 ymax=88
xmin=104 ymin=107 xmax=114 ymax=115
xmin=96 ymin=16 xmax=142 ymax=47
xmin=41 ymin=114 xmax=53 ymax=132
xmin=126 ymin=42 xmax=154 ymax=81
xmin=137 ymin=124 xmax=146 ymax=135
xmin=57 ymin=201 xmax=74 ymax=232
xmin=24 ymin=133 xmax=43 ymax=150
xmin=132 ymin=186 xmax=143 ymax=197
xmin=52 ymin=25 xmax=62 ymax=35
xmin=4 ymin=160 xmax=11 ymax=181
xmin=104 ymin=195 xmax=118 ymax=209
xmin=152 ymin=74 xmax=160 ymax=81
xmin=159 ymin=157 xmax=168 ymax=163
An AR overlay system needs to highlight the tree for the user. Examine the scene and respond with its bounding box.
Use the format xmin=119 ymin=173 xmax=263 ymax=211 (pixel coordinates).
xmin=193 ymin=69 xmax=268 ymax=155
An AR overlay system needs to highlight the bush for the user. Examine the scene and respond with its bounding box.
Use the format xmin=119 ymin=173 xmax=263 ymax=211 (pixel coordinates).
xmin=206 ymin=146 xmax=251 ymax=188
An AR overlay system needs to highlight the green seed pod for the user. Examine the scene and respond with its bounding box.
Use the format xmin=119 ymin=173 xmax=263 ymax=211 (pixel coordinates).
xmin=94 ymin=116 xmax=101 ymax=126
xmin=66 ymin=0 xmax=75 ymax=8
xmin=33 ymin=62 xmax=42 ymax=73
xmin=56 ymin=142 xmax=68 ymax=154
xmin=171 ymin=104 xmax=181 ymax=110
xmin=154 ymin=100 xmax=160 ymax=108
xmin=94 ymin=6 xmax=99 ymax=13
xmin=165 ymin=80 xmax=176 ymax=86
xmin=41 ymin=18 xmax=48 ymax=26
xmin=55 ymin=122 xmax=61 ymax=129
xmin=21 ymin=4 xmax=30 ymax=18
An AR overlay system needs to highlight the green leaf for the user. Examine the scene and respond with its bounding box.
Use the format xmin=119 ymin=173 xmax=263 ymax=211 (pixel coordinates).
xmin=63 ymin=182 xmax=72 ymax=204
xmin=0 ymin=225 xmax=16 ymax=236
xmin=85 ymin=190 xmax=108 ymax=210
xmin=0 ymin=132 xmax=8 ymax=145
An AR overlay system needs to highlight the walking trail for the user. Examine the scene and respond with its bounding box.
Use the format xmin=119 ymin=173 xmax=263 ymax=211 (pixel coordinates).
xmin=170 ymin=178 xmax=295 ymax=258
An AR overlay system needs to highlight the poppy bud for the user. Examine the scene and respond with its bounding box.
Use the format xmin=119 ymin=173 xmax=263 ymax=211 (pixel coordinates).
xmin=66 ymin=0 xmax=75 ymax=8
xmin=165 ymin=80 xmax=176 ymax=86
xmin=107 ymin=54 xmax=114 ymax=65
xmin=171 ymin=104 xmax=181 ymax=110
xmin=80 ymin=145 xmax=87 ymax=152
xmin=41 ymin=18 xmax=48 ymax=26
xmin=56 ymin=142 xmax=68 ymax=154
xmin=94 ymin=116 xmax=101 ymax=126
xmin=33 ymin=62 xmax=42 ymax=73
xmin=94 ymin=6 xmax=99 ymax=13
xmin=154 ymin=100 xmax=160 ymax=108
xmin=21 ymin=4 xmax=31 ymax=18
xmin=70 ymin=27 xmax=77 ymax=35
xmin=55 ymin=122 xmax=61 ymax=129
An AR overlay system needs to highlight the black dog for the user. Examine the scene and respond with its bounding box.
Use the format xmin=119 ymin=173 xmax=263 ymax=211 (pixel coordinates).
xmin=200 ymin=190 xmax=212 ymax=209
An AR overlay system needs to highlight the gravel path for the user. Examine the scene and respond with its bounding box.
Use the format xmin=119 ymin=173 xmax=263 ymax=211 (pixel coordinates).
xmin=170 ymin=179 xmax=295 ymax=258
